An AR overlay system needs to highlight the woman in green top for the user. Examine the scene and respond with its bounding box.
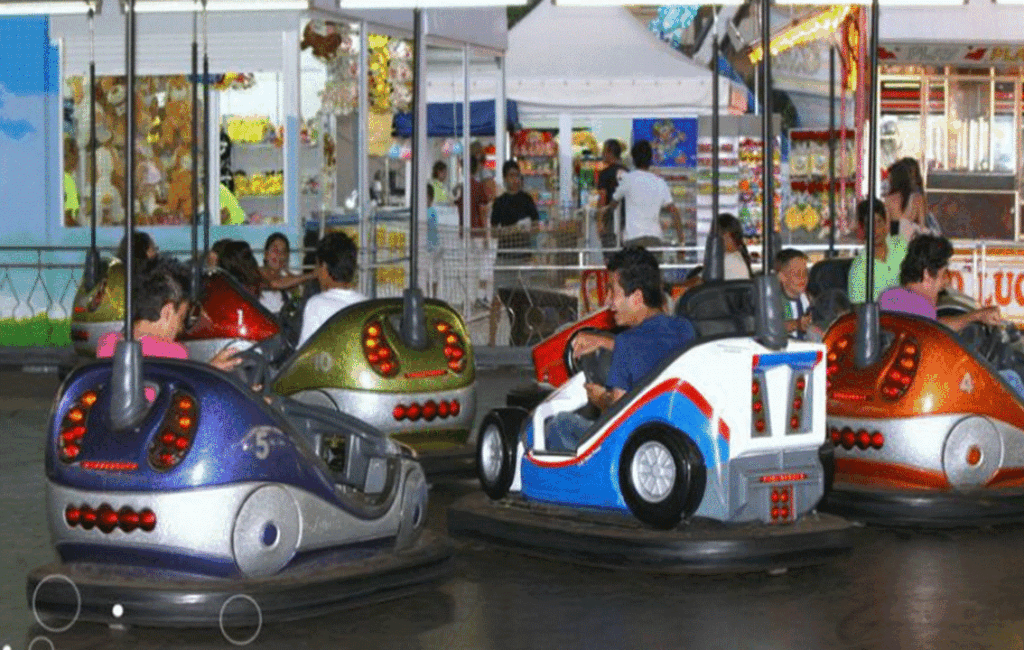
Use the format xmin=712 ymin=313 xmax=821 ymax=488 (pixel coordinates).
xmin=848 ymin=198 xmax=908 ymax=303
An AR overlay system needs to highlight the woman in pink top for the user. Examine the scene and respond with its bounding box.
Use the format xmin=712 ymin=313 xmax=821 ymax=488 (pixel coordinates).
xmin=96 ymin=256 xmax=239 ymax=372
xmin=878 ymin=234 xmax=999 ymax=332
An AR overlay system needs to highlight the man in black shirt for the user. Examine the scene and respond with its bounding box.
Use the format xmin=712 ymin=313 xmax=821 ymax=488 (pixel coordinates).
xmin=490 ymin=159 xmax=540 ymax=277
xmin=596 ymin=139 xmax=627 ymax=252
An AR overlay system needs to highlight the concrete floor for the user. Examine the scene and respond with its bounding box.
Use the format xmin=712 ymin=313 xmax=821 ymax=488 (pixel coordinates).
xmin=5 ymin=369 xmax=1024 ymax=649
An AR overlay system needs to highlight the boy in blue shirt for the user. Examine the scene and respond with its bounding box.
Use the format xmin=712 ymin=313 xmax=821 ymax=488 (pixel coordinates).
xmin=547 ymin=246 xmax=696 ymax=452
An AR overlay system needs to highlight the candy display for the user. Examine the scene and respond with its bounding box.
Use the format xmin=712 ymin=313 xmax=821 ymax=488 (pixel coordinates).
xmin=786 ymin=129 xmax=858 ymax=242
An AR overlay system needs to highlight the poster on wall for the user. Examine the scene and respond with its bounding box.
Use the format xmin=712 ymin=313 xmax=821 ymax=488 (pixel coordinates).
xmin=630 ymin=118 xmax=697 ymax=168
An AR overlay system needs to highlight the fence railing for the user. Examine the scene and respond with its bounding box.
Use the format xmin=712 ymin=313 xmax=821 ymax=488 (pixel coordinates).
xmin=13 ymin=233 xmax=1003 ymax=351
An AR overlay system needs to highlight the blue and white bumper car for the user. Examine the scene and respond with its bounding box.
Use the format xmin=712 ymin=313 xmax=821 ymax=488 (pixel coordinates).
xmin=449 ymin=278 xmax=853 ymax=572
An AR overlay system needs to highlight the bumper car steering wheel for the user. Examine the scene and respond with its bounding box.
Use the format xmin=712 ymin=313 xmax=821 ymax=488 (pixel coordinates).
xmin=231 ymin=333 xmax=292 ymax=391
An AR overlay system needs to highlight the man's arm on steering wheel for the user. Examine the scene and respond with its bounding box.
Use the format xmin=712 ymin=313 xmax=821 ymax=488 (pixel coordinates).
xmin=584 ymin=383 xmax=625 ymax=412
xmin=940 ymin=305 xmax=1001 ymax=332
xmin=572 ymin=331 xmax=615 ymax=358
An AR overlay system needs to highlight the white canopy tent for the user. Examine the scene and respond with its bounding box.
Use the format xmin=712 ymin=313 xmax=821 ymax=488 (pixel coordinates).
xmin=506 ymin=0 xmax=739 ymax=120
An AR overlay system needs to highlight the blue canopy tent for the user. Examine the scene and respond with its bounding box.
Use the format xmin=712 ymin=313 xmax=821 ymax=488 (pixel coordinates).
xmin=393 ymin=99 xmax=519 ymax=137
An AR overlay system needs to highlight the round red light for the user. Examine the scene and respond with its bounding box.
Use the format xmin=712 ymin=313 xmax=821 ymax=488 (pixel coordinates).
xmin=81 ymin=391 xmax=98 ymax=407
xmin=830 ymin=428 xmax=841 ymax=444
xmin=793 ymin=397 xmax=803 ymax=410
xmin=857 ymin=431 xmax=870 ymax=449
xmin=827 ymin=365 xmax=838 ymax=376
xmin=451 ymin=347 xmax=464 ymax=360
xmin=65 ymin=506 xmax=81 ymax=526
xmin=178 ymin=397 xmax=193 ymax=411
xmin=771 ymin=491 xmax=780 ymax=503
xmin=367 ymin=352 xmax=380 ymax=364
xmin=871 ymin=432 xmax=885 ymax=449
xmin=64 ymin=443 xmax=80 ymax=459
xmin=841 ymin=428 xmax=856 ymax=450
xmin=446 ymin=334 xmax=458 ymax=345
xmin=444 ymin=346 xmax=454 ymax=358
xmin=423 ymin=401 xmax=438 ymax=421
xmin=67 ymin=408 xmax=84 ymax=423
xmin=752 ymin=381 xmax=760 ymax=395
xmin=436 ymin=322 xmax=449 ymax=332
xmin=365 ymin=338 xmax=378 ymax=349
xmin=790 ymin=416 xmax=800 ymax=429
xmin=838 ymin=337 xmax=850 ymax=350
xmin=904 ymin=344 xmax=917 ymax=355
xmin=378 ymin=347 xmax=391 ymax=360
xmin=889 ymin=370 xmax=902 ymax=382
xmin=379 ymin=362 xmax=394 ymax=375
xmin=160 ymin=453 xmax=174 ymax=466
xmin=407 ymin=404 xmax=421 ymax=421
xmin=771 ymin=508 xmax=780 ymax=519
xmin=119 ymin=507 xmax=139 ymax=532
xmin=780 ymin=491 xmax=789 ymax=503
xmin=393 ymin=405 xmax=406 ymax=420
xmin=755 ymin=419 xmax=766 ymax=432
xmin=139 ymin=509 xmax=156 ymax=531
xmin=451 ymin=400 xmax=461 ymax=416
xmin=827 ymin=352 xmax=837 ymax=362
xmin=780 ymin=507 xmax=789 ymax=518
xmin=753 ymin=401 xmax=763 ymax=413
xmin=796 ymin=378 xmax=806 ymax=391
xmin=178 ymin=416 xmax=192 ymax=430
xmin=81 ymin=506 xmax=97 ymax=529
xmin=449 ymin=360 xmax=462 ymax=371
xmin=174 ymin=436 xmax=189 ymax=450
xmin=438 ymin=401 xmax=450 ymax=417
xmin=367 ymin=325 xmax=380 ymax=337
xmin=98 ymin=505 xmax=118 ymax=533
xmin=161 ymin=432 xmax=175 ymax=445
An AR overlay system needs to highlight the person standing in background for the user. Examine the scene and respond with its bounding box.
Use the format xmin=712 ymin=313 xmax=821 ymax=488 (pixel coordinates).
xmin=64 ymin=138 xmax=81 ymax=226
xmin=885 ymin=158 xmax=933 ymax=241
xmin=602 ymin=140 xmax=684 ymax=250
xmin=596 ymin=139 xmax=627 ymax=253
xmin=430 ymin=161 xmax=451 ymax=205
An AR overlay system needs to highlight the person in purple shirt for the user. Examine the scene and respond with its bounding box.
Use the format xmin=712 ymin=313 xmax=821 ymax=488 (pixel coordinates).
xmin=546 ymin=246 xmax=696 ymax=452
xmin=878 ymin=234 xmax=999 ymax=332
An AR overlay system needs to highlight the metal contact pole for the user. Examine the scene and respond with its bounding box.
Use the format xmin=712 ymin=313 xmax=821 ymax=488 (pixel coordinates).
xmin=760 ymin=0 xmax=774 ymax=274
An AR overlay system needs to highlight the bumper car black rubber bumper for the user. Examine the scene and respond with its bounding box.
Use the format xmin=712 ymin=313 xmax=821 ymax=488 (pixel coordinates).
xmin=26 ymin=532 xmax=452 ymax=628
xmin=824 ymin=486 xmax=1024 ymax=527
xmin=447 ymin=493 xmax=853 ymax=573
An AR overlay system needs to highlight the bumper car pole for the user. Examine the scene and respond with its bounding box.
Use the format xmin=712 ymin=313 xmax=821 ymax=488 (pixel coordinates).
xmin=82 ymin=4 xmax=102 ymax=292
xmin=701 ymin=9 xmax=724 ymax=284
xmin=110 ymin=0 xmax=145 ymax=432
xmin=402 ymin=9 xmax=427 ymax=351
xmin=855 ymin=0 xmax=882 ymax=370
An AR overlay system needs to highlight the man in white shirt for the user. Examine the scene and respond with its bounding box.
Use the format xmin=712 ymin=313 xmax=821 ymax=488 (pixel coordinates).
xmin=601 ymin=139 xmax=684 ymax=249
xmin=299 ymin=231 xmax=368 ymax=346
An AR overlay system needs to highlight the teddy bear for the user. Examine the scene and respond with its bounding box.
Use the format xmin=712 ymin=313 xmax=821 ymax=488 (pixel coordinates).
xmin=301 ymin=20 xmax=342 ymax=62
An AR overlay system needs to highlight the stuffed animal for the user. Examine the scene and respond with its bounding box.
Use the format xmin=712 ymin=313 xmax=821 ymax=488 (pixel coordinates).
xmin=301 ymin=21 xmax=342 ymax=62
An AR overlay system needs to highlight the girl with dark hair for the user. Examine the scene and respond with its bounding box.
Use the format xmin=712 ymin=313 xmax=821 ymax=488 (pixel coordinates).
xmin=258 ymin=232 xmax=314 ymax=313
xmin=117 ymin=231 xmax=158 ymax=266
xmin=884 ymin=157 xmax=931 ymax=240
xmin=217 ymin=240 xmax=263 ymax=296
xmin=717 ymin=213 xmax=753 ymax=280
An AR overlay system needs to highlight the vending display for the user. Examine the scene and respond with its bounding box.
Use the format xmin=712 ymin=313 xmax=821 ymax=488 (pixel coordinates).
xmin=785 ymin=129 xmax=858 ymax=245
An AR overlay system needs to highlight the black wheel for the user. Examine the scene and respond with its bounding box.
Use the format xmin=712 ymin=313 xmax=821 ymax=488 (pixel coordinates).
xmin=476 ymin=408 xmax=526 ymax=500
xmin=619 ymin=425 xmax=705 ymax=530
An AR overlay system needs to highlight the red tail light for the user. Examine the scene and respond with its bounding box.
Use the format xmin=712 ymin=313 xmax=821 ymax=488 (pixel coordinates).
xmin=394 ymin=400 xmax=461 ymax=421
xmin=826 ymin=334 xmax=854 ymax=397
xmin=59 ymin=390 xmax=99 ymax=464
xmin=148 ymin=390 xmax=198 ymax=471
xmin=65 ymin=503 xmax=156 ymax=533
xmin=880 ymin=336 xmax=920 ymax=402
xmin=788 ymin=372 xmax=809 ymax=433
xmin=436 ymin=320 xmax=467 ymax=374
xmin=751 ymin=374 xmax=768 ymax=437
xmin=363 ymin=320 xmax=400 ymax=377
xmin=769 ymin=486 xmax=794 ymax=523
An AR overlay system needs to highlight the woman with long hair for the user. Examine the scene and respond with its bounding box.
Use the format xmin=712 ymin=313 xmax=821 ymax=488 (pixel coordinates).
xmin=718 ymin=213 xmax=753 ymax=280
xmin=216 ymin=240 xmax=263 ymax=297
xmin=885 ymin=157 xmax=931 ymax=241
xmin=258 ymin=232 xmax=314 ymax=313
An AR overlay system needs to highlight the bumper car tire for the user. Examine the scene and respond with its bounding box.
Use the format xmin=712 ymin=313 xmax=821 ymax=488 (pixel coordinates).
xmin=620 ymin=425 xmax=706 ymax=530
xmin=476 ymin=408 xmax=526 ymax=500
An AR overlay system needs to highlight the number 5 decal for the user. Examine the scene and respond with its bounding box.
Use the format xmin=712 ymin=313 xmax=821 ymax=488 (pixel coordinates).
xmin=254 ymin=429 xmax=270 ymax=459
xmin=243 ymin=425 xmax=282 ymax=460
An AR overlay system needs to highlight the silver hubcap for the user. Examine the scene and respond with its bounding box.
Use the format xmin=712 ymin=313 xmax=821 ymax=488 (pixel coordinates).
xmin=480 ymin=425 xmax=504 ymax=482
xmin=630 ymin=440 xmax=677 ymax=503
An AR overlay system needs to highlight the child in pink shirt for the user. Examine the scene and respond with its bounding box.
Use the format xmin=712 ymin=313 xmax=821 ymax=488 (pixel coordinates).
xmin=96 ymin=256 xmax=239 ymax=373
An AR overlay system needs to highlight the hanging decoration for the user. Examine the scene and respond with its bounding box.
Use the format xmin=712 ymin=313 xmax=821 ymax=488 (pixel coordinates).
xmin=648 ymin=5 xmax=699 ymax=49
xmin=302 ymin=20 xmax=414 ymax=117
